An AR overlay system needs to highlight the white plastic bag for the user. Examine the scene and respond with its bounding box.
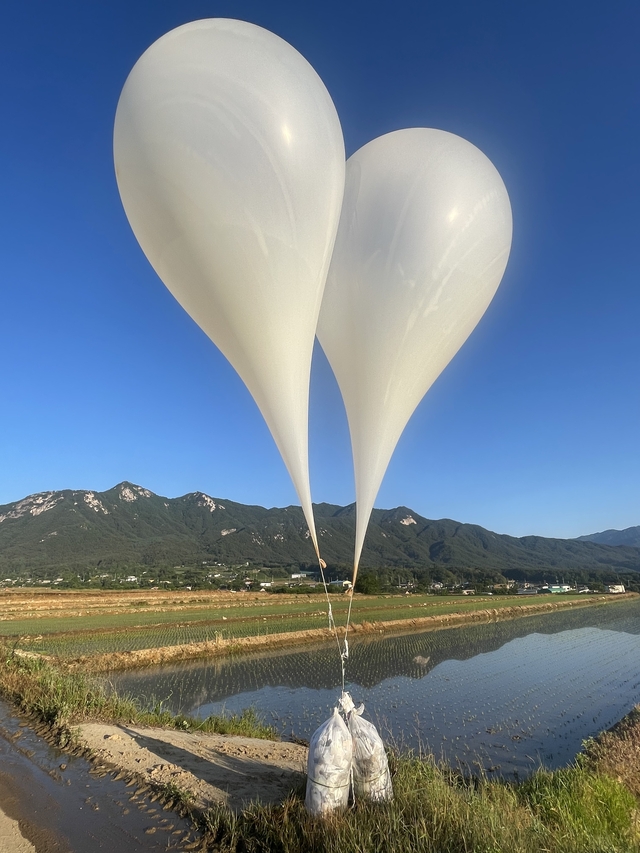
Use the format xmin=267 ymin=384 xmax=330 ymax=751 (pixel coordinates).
xmin=305 ymin=708 xmax=353 ymax=815
xmin=344 ymin=695 xmax=393 ymax=802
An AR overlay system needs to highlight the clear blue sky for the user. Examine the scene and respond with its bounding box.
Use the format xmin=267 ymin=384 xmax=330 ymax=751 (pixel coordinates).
xmin=1 ymin=0 xmax=638 ymax=538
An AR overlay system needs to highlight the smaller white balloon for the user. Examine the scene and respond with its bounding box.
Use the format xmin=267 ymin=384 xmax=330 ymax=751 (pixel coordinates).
xmin=317 ymin=128 xmax=513 ymax=584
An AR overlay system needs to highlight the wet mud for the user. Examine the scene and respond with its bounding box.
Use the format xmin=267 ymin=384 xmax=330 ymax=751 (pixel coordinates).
xmin=0 ymin=700 xmax=202 ymax=853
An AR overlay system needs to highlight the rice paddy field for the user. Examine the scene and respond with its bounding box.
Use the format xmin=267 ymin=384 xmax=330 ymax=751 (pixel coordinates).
xmin=2 ymin=588 xmax=639 ymax=781
xmin=101 ymin=597 xmax=640 ymax=780
xmin=0 ymin=588 xmax=605 ymax=659
xmin=3 ymin=589 xmax=640 ymax=853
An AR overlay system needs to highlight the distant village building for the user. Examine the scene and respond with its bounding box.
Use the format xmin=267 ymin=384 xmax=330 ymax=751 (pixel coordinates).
xmin=544 ymin=584 xmax=572 ymax=594
xmin=606 ymin=584 xmax=625 ymax=594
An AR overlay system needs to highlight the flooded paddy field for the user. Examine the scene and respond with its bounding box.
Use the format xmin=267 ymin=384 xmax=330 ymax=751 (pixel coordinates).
xmin=105 ymin=599 xmax=640 ymax=780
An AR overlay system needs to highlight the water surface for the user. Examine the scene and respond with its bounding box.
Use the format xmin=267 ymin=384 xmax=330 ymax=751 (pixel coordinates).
xmin=0 ymin=699 xmax=200 ymax=851
xmin=106 ymin=599 xmax=640 ymax=778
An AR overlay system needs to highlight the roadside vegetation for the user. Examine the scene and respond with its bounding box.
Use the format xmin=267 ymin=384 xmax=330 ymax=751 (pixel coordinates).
xmin=203 ymin=756 xmax=639 ymax=853
xmin=0 ymin=645 xmax=276 ymax=739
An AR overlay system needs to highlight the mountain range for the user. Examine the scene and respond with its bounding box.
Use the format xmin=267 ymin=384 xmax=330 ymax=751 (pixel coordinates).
xmin=0 ymin=482 xmax=639 ymax=579
xmin=577 ymin=526 xmax=640 ymax=548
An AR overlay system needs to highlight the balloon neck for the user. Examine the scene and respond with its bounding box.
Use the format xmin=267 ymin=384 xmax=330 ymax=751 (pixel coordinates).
xmin=351 ymin=562 xmax=360 ymax=591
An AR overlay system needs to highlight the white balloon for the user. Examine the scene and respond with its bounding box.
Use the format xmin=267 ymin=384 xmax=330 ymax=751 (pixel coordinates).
xmin=114 ymin=20 xmax=345 ymax=553
xmin=317 ymin=128 xmax=512 ymax=582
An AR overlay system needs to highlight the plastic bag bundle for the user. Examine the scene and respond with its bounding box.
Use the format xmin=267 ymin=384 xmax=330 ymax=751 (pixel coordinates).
xmin=345 ymin=696 xmax=393 ymax=802
xmin=305 ymin=708 xmax=353 ymax=815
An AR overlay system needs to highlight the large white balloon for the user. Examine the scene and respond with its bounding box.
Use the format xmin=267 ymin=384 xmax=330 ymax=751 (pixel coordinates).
xmin=317 ymin=128 xmax=512 ymax=583
xmin=114 ymin=20 xmax=345 ymax=554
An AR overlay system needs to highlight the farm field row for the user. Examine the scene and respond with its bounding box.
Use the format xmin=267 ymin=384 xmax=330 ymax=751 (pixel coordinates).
xmin=0 ymin=589 xmax=612 ymax=625
xmin=0 ymin=590 xmax=516 ymax=635
xmin=0 ymin=589 xmax=625 ymax=661
xmin=0 ymin=589 xmax=604 ymax=634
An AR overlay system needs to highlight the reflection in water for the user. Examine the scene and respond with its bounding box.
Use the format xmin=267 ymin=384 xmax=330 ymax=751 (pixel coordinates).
xmin=106 ymin=599 xmax=640 ymax=778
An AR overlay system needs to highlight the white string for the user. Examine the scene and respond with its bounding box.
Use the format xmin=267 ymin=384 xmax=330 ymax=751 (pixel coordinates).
xmin=315 ymin=552 xmax=346 ymax=689
xmin=340 ymin=583 xmax=356 ymax=676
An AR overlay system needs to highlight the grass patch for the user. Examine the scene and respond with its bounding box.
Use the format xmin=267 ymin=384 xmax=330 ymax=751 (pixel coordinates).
xmin=203 ymin=756 xmax=640 ymax=853
xmin=139 ymin=706 xmax=278 ymax=739
xmin=0 ymin=643 xmax=277 ymax=739
xmin=163 ymin=781 xmax=195 ymax=806
xmin=582 ymin=706 xmax=640 ymax=801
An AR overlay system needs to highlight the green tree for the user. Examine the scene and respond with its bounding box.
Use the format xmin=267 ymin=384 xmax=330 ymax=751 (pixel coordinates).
xmin=355 ymin=573 xmax=382 ymax=594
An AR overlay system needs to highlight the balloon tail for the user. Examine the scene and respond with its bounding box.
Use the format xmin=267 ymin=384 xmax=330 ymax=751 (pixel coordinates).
xmin=350 ymin=564 xmax=360 ymax=594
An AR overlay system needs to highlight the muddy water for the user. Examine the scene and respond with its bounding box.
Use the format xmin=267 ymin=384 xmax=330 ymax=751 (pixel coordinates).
xmin=0 ymin=700 xmax=201 ymax=853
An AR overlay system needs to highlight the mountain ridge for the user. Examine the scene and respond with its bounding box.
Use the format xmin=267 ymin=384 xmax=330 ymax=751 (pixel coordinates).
xmin=1 ymin=482 xmax=639 ymax=580
xmin=576 ymin=526 xmax=640 ymax=548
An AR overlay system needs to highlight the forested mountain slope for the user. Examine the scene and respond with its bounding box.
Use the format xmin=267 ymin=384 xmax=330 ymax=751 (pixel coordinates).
xmin=1 ymin=482 xmax=639 ymax=577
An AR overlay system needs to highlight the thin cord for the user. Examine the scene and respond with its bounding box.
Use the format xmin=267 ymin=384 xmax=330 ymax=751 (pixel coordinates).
xmin=315 ymin=551 xmax=345 ymax=688
xmin=338 ymin=580 xmax=356 ymax=690
xmin=343 ymin=587 xmax=355 ymax=654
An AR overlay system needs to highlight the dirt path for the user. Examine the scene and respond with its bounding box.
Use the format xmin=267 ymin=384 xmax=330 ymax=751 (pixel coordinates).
xmin=77 ymin=723 xmax=307 ymax=814
xmin=0 ymin=798 xmax=36 ymax=853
